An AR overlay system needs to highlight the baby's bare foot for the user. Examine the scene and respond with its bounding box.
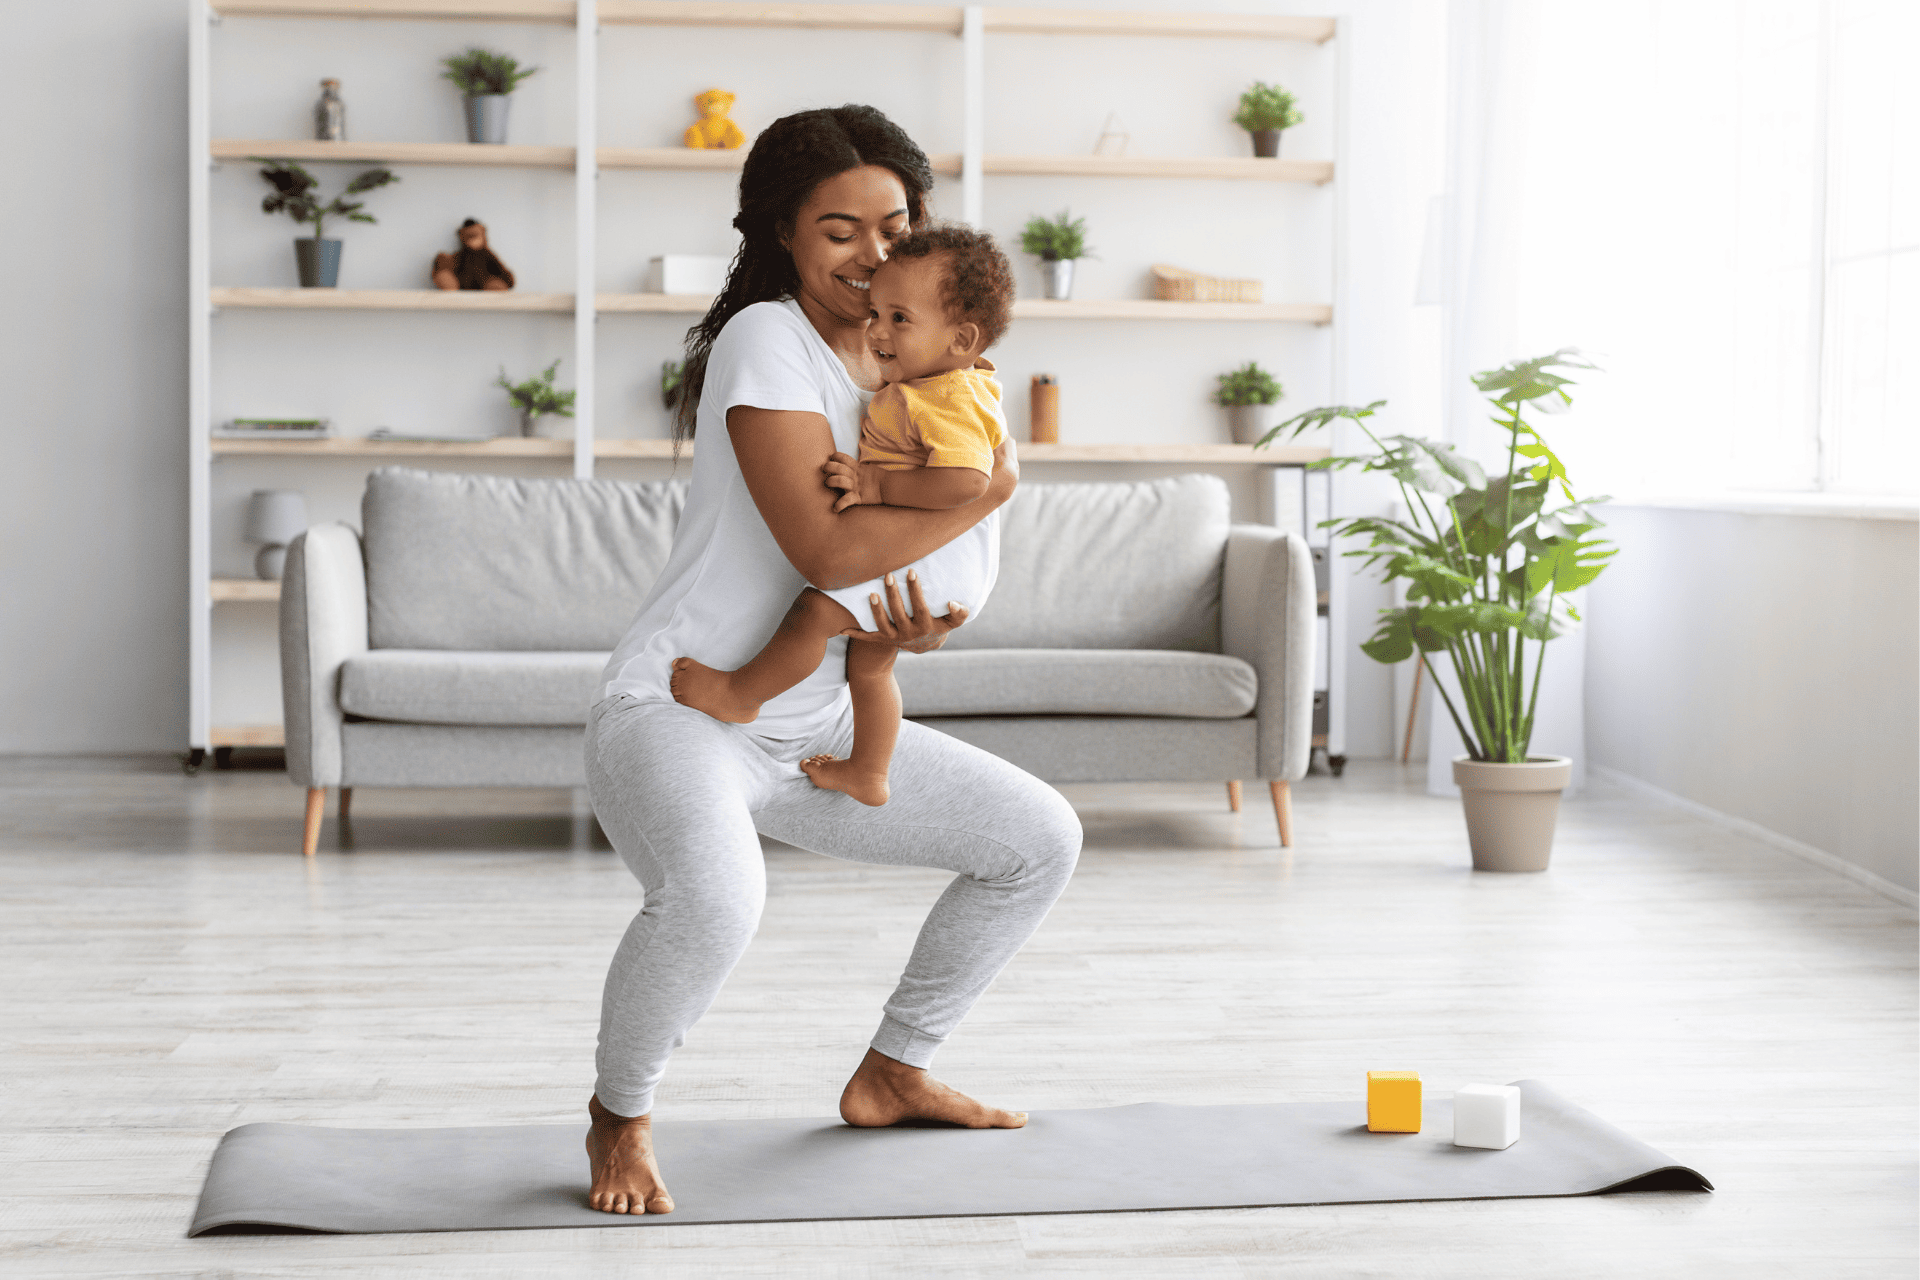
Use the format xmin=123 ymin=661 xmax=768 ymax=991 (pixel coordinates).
xmin=670 ymin=657 xmax=760 ymax=724
xmin=800 ymin=753 xmax=890 ymax=806
xmin=839 ymin=1048 xmax=1026 ymax=1129
xmin=585 ymin=1095 xmax=674 ymax=1216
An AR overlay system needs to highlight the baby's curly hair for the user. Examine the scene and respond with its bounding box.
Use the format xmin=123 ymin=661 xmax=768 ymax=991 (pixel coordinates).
xmin=885 ymin=224 xmax=1016 ymax=350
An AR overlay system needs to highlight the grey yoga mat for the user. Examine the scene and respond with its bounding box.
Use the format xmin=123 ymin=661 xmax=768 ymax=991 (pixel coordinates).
xmin=188 ymin=1079 xmax=1710 ymax=1236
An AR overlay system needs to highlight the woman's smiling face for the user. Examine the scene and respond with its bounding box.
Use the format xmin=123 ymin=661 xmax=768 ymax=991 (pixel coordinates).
xmin=783 ymin=164 xmax=911 ymax=328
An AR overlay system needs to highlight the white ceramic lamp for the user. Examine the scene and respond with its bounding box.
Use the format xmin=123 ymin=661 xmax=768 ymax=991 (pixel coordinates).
xmin=245 ymin=489 xmax=308 ymax=580
xmin=1452 ymin=1083 xmax=1522 ymax=1150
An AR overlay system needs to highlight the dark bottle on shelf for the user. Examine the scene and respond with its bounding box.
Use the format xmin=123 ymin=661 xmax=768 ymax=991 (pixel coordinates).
xmin=314 ymin=79 xmax=346 ymax=141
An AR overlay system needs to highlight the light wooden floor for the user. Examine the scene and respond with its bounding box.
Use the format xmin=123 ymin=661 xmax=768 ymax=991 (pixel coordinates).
xmin=1 ymin=757 xmax=1913 ymax=1278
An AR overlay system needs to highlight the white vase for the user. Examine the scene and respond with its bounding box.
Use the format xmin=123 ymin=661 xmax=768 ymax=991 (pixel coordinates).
xmin=1042 ymin=259 xmax=1075 ymax=300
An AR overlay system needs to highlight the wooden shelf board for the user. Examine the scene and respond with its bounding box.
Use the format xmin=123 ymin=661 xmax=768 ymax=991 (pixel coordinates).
xmin=211 ymin=578 xmax=283 ymax=602
xmin=214 ymin=139 xmax=574 ymax=168
xmin=1013 ymin=299 xmax=1333 ymax=323
xmin=601 ymin=2 xmax=960 ymax=31
xmin=213 ymin=0 xmax=573 ymax=20
xmin=213 ymin=436 xmax=574 ymax=456
xmin=983 ymin=8 xmax=1335 ymax=41
xmin=1020 ymin=443 xmax=1328 ymax=464
xmin=211 ymin=287 xmax=573 ymax=312
xmin=211 ymin=290 xmax=1326 ymax=322
xmin=210 ymin=724 xmax=287 ymax=747
xmin=986 ymin=155 xmax=1331 ymax=184
xmin=210 ymin=437 xmax=1323 ymax=463
xmin=213 ymin=1 xmax=1335 ymax=40
xmin=599 ymin=146 xmax=961 ymax=176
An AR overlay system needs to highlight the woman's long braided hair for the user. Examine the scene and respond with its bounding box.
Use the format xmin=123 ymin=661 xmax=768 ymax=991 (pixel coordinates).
xmin=672 ymin=104 xmax=935 ymax=441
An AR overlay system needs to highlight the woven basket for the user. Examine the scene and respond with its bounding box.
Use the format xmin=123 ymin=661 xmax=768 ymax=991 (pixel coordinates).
xmin=1152 ymin=263 xmax=1263 ymax=303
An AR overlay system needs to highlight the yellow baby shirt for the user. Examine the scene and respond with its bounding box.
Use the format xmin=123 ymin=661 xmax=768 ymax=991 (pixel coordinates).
xmin=858 ymin=358 xmax=1007 ymax=475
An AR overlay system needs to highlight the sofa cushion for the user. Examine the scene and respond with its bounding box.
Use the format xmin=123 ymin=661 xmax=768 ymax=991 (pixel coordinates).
xmin=946 ymin=475 xmax=1229 ymax=652
xmin=363 ymin=467 xmax=687 ymax=651
xmin=339 ymin=650 xmax=609 ymax=726
xmin=895 ymin=648 xmax=1256 ymax=718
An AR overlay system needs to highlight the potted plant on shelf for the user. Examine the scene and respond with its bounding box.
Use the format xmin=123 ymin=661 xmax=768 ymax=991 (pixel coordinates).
xmin=1215 ymin=361 xmax=1283 ymax=444
xmin=1260 ymin=350 xmax=1616 ymax=872
xmin=255 ymin=159 xmax=399 ymax=288
xmin=1020 ymin=210 xmax=1092 ymax=301
xmin=442 ymin=47 xmax=539 ymax=145
xmin=496 ymin=359 xmax=576 ymax=438
xmin=1233 ymin=81 xmax=1304 ymax=158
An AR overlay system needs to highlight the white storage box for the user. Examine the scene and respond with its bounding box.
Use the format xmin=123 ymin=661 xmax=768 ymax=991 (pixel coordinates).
xmin=647 ymin=255 xmax=729 ymax=295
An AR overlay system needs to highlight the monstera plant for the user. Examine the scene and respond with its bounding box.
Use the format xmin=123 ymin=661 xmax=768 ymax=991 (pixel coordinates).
xmin=1261 ymin=350 xmax=1617 ymax=870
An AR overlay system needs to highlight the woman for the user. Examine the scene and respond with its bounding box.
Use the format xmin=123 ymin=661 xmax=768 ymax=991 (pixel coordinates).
xmin=584 ymin=105 xmax=1083 ymax=1216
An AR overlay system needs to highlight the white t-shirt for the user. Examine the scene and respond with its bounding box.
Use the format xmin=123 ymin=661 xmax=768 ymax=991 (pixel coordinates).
xmin=597 ymin=298 xmax=999 ymax=743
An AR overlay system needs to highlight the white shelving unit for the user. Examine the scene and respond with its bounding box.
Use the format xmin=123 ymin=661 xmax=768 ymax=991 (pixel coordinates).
xmin=187 ymin=0 xmax=1347 ymax=765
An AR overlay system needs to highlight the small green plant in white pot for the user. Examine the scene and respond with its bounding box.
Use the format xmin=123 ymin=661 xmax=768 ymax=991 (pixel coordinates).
xmin=496 ymin=359 xmax=576 ymax=437
xmin=1214 ymin=361 xmax=1283 ymax=444
xmin=1020 ymin=210 xmax=1092 ymax=301
xmin=1233 ymin=81 xmax=1303 ymax=158
xmin=442 ymin=47 xmax=539 ymax=145
xmin=1261 ymin=349 xmax=1617 ymax=871
xmin=255 ymin=159 xmax=399 ymax=287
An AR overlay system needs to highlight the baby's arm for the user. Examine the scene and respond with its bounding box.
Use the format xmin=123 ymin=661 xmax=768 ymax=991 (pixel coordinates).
xmin=875 ymin=466 xmax=991 ymax=510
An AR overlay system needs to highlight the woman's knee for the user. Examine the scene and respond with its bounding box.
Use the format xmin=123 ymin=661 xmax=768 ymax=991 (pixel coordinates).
xmin=1017 ymin=785 xmax=1083 ymax=892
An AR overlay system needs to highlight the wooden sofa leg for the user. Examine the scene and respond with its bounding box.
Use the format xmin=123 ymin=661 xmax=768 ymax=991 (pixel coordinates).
xmin=338 ymin=787 xmax=353 ymax=819
xmin=1226 ymin=780 xmax=1242 ymax=813
xmin=302 ymin=788 xmax=325 ymax=858
xmin=1270 ymin=780 xmax=1295 ymax=848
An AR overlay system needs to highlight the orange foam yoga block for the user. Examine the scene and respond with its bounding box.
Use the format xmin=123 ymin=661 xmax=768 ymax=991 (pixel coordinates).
xmin=1367 ymin=1071 xmax=1422 ymax=1133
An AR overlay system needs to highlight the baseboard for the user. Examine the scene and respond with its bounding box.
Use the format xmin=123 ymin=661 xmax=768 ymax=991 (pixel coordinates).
xmin=1591 ymin=765 xmax=1919 ymax=912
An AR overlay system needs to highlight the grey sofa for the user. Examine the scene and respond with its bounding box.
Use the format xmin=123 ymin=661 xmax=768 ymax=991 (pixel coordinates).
xmin=281 ymin=466 xmax=1316 ymax=856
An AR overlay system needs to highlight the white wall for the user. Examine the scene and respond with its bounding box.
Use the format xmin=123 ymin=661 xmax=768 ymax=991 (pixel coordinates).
xmin=1585 ymin=505 xmax=1920 ymax=894
xmin=5 ymin=0 xmax=1444 ymax=753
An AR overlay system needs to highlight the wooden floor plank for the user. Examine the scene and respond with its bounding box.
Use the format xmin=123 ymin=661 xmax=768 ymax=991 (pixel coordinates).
xmin=0 ymin=758 xmax=1911 ymax=1276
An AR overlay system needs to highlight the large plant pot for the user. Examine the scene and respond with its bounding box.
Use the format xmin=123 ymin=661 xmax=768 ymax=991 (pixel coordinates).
xmin=1041 ymin=258 xmax=1075 ymax=300
xmin=1251 ymin=128 xmax=1283 ymax=158
xmin=1452 ymin=755 xmax=1572 ymax=872
xmin=465 ymin=94 xmax=511 ymax=144
xmin=1226 ymin=403 xmax=1274 ymax=445
xmin=294 ymin=237 xmax=342 ymax=288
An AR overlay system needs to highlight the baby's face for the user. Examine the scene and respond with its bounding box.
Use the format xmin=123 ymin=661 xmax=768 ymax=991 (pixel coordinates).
xmin=866 ymin=254 xmax=972 ymax=383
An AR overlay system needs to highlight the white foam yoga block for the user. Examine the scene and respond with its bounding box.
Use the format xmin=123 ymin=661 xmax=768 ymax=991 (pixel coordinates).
xmin=1452 ymin=1083 xmax=1521 ymax=1150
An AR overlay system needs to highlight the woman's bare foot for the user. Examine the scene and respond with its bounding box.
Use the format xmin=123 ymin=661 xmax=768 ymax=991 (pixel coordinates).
xmin=585 ymin=1095 xmax=674 ymax=1215
xmin=800 ymin=753 xmax=891 ymax=806
xmin=838 ymin=1048 xmax=1027 ymax=1128
xmin=670 ymin=657 xmax=760 ymax=724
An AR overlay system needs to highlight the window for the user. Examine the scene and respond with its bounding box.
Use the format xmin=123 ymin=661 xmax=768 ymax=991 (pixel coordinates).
xmin=1511 ymin=0 xmax=1916 ymax=499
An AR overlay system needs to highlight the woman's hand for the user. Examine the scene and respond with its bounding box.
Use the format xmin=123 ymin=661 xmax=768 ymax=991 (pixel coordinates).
xmin=822 ymin=452 xmax=886 ymax=512
xmin=839 ymin=569 xmax=970 ymax=652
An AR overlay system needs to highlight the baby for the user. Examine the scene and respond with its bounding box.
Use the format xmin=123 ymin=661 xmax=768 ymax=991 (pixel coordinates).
xmin=670 ymin=224 xmax=1016 ymax=806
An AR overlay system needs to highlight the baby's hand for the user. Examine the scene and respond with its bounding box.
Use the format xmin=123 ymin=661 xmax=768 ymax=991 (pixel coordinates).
xmin=822 ymin=452 xmax=885 ymax=512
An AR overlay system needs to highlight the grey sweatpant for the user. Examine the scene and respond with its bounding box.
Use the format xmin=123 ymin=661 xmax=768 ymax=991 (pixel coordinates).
xmin=584 ymin=694 xmax=1082 ymax=1118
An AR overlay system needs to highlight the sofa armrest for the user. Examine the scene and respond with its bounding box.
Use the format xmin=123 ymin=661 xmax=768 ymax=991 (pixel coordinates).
xmin=1222 ymin=523 xmax=1316 ymax=782
xmin=279 ymin=523 xmax=368 ymax=788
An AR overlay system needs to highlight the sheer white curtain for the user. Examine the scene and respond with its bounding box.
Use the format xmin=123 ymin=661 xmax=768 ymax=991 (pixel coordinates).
xmin=1419 ymin=0 xmax=1590 ymax=793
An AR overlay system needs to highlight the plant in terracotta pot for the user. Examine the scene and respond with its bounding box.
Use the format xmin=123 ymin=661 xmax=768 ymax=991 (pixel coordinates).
xmin=255 ymin=159 xmax=399 ymax=287
xmin=1215 ymin=360 xmax=1283 ymax=444
xmin=496 ymin=359 xmax=576 ymax=437
xmin=1233 ymin=81 xmax=1303 ymax=158
xmin=442 ymin=47 xmax=539 ymax=144
xmin=1020 ymin=209 xmax=1092 ymax=301
xmin=1260 ymin=350 xmax=1616 ymax=871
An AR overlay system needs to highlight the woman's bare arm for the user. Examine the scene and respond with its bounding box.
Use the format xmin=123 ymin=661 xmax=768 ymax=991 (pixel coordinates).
xmin=728 ymin=405 xmax=1016 ymax=590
